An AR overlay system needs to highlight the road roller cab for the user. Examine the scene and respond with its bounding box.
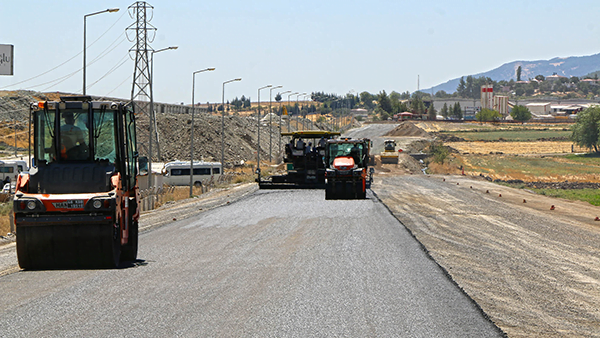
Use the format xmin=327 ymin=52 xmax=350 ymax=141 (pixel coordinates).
xmin=14 ymin=96 xmax=144 ymax=269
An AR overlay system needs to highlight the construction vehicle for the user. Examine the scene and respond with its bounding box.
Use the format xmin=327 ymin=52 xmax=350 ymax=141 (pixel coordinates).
xmin=258 ymin=130 xmax=339 ymax=189
xmin=324 ymin=138 xmax=374 ymax=199
xmin=380 ymin=139 xmax=400 ymax=164
xmin=13 ymin=96 xmax=146 ymax=269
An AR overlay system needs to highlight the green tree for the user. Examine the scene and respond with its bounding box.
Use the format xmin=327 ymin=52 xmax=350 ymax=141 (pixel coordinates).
xmin=457 ymin=77 xmax=466 ymax=96
xmin=441 ymin=103 xmax=449 ymax=119
xmin=516 ymin=66 xmax=522 ymax=82
xmin=451 ymin=102 xmax=463 ymax=120
xmin=434 ymin=90 xmax=451 ymax=98
xmin=427 ymin=103 xmax=436 ymax=120
xmin=275 ymin=93 xmax=282 ymax=102
xmin=476 ymin=108 xmax=502 ymax=122
xmin=428 ymin=142 xmax=450 ymax=164
xmin=378 ymin=90 xmax=393 ymax=115
xmin=510 ymin=105 xmax=532 ymax=122
xmin=535 ymin=74 xmax=545 ymax=81
xmin=360 ymin=91 xmax=375 ymax=109
xmin=571 ymin=106 xmax=600 ymax=152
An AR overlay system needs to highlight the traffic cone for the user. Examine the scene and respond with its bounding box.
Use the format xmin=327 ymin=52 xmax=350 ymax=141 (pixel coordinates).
xmin=595 ymin=217 xmax=600 ymax=221
xmin=523 ymin=199 xmax=526 ymax=203
xmin=550 ymin=205 xmax=555 ymax=210
xmin=499 ymin=194 xmax=502 ymax=197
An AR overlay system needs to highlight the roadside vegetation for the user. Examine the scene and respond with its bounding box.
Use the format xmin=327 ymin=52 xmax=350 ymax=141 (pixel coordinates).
xmin=419 ymin=114 xmax=600 ymax=207
xmin=441 ymin=129 xmax=571 ymax=141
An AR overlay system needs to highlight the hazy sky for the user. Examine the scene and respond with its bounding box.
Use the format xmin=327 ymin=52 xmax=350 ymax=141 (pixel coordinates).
xmin=2 ymin=0 xmax=600 ymax=104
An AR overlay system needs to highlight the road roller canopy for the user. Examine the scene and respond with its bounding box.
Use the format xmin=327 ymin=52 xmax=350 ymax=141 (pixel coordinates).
xmin=31 ymin=97 xmax=129 ymax=165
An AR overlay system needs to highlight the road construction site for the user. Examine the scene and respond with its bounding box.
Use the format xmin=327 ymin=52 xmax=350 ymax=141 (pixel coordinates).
xmin=1 ymin=121 xmax=600 ymax=337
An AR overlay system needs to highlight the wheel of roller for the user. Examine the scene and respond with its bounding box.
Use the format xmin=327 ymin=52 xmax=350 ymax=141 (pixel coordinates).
xmin=16 ymin=226 xmax=33 ymax=270
xmin=121 ymin=220 xmax=138 ymax=262
xmin=28 ymin=226 xmax=55 ymax=269
xmin=99 ymin=224 xmax=121 ymax=268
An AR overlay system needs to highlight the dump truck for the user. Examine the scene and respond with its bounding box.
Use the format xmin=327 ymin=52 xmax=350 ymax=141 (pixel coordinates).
xmin=14 ymin=96 xmax=146 ymax=269
xmin=324 ymin=138 xmax=373 ymax=199
xmin=380 ymin=139 xmax=400 ymax=164
xmin=258 ymin=130 xmax=339 ymax=189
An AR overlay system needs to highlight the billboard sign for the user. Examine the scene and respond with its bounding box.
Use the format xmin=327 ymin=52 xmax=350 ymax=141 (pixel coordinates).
xmin=0 ymin=44 xmax=14 ymax=75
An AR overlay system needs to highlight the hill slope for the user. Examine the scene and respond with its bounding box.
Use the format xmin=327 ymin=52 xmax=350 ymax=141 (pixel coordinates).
xmin=426 ymin=52 xmax=600 ymax=94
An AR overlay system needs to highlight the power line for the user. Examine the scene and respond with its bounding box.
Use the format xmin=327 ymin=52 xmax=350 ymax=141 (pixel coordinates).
xmin=0 ymin=11 xmax=127 ymax=90
xmin=85 ymin=54 xmax=130 ymax=90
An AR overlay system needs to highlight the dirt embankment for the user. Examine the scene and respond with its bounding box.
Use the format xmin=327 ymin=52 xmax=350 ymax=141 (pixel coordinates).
xmin=384 ymin=121 xmax=432 ymax=138
xmin=0 ymin=90 xmax=335 ymax=166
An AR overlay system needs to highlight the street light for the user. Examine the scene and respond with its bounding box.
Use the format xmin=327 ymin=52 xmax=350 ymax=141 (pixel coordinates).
xmin=221 ymin=78 xmax=242 ymax=169
xmin=189 ymin=67 xmax=216 ymax=197
xmin=278 ymin=90 xmax=291 ymax=160
xmin=83 ymin=8 xmax=119 ymax=95
xmin=287 ymin=92 xmax=298 ymax=132
xmin=257 ymin=85 xmax=272 ymax=182
xmin=296 ymin=92 xmax=306 ymax=130
xmin=302 ymin=94 xmax=311 ymax=130
xmin=148 ymin=46 xmax=177 ymax=190
xmin=269 ymin=85 xmax=283 ymax=162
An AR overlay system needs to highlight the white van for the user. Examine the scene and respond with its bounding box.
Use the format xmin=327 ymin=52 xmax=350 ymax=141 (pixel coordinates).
xmin=0 ymin=160 xmax=28 ymax=185
xmin=162 ymin=161 xmax=222 ymax=187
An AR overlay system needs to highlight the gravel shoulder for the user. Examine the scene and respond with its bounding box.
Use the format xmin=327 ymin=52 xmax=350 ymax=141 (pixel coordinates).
xmin=373 ymin=174 xmax=600 ymax=337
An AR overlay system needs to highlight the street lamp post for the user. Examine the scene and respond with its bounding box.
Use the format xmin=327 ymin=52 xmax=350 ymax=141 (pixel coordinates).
xmin=148 ymin=46 xmax=177 ymax=190
xmin=257 ymin=85 xmax=272 ymax=182
xmin=83 ymin=8 xmax=119 ymax=95
xmin=296 ymin=93 xmax=306 ymax=130
xmin=269 ymin=85 xmax=282 ymax=162
xmin=302 ymin=94 xmax=311 ymax=130
xmin=189 ymin=67 xmax=216 ymax=197
xmin=278 ymin=90 xmax=291 ymax=160
xmin=221 ymin=78 xmax=242 ymax=170
xmin=287 ymin=92 xmax=298 ymax=132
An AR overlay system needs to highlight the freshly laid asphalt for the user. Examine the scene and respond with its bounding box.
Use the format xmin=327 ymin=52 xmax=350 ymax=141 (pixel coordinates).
xmin=0 ymin=189 xmax=502 ymax=337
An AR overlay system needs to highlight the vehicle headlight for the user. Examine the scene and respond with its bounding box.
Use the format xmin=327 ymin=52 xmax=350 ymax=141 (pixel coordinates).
xmin=27 ymin=201 xmax=36 ymax=210
xmin=93 ymin=200 xmax=102 ymax=209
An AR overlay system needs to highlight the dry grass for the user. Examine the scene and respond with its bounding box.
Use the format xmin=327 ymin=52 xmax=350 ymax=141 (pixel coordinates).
xmin=447 ymin=141 xmax=585 ymax=155
xmin=416 ymin=121 xmax=573 ymax=133
xmin=0 ymin=215 xmax=10 ymax=236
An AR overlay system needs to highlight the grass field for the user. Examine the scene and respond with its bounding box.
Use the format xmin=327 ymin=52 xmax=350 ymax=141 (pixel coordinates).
xmin=529 ymin=188 xmax=600 ymax=206
xmin=457 ymin=154 xmax=600 ymax=182
xmin=442 ymin=129 xmax=572 ymax=141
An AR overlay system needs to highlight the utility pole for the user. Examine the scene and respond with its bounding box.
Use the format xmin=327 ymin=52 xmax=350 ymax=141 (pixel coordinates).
xmin=127 ymin=1 xmax=157 ymax=172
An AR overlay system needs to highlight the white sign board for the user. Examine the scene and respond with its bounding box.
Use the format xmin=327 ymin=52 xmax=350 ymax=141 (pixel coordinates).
xmin=0 ymin=44 xmax=14 ymax=76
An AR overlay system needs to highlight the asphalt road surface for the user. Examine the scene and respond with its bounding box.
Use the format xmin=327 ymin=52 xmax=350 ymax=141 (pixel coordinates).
xmin=0 ymin=189 xmax=503 ymax=337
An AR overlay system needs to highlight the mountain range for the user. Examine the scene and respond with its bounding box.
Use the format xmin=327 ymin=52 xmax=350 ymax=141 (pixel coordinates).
xmin=423 ymin=52 xmax=600 ymax=94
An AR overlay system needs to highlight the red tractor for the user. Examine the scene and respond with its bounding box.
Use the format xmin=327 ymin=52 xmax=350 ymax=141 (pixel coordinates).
xmin=324 ymin=138 xmax=373 ymax=199
xmin=13 ymin=96 xmax=146 ymax=269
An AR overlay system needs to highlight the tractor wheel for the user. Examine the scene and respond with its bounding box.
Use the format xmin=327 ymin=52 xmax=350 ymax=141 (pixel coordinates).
xmin=121 ymin=220 xmax=138 ymax=262
xmin=325 ymin=183 xmax=333 ymax=200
